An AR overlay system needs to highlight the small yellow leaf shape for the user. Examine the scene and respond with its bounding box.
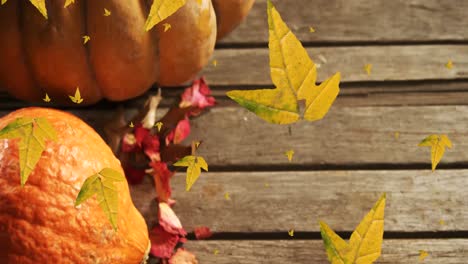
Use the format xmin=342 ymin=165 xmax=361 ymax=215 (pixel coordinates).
xmin=69 ymin=87 xmax=84 ymax=104
xmin=155 ymin=121 xmax=163 ymax=131
xmin=82 ymin=35 xmax=90 ymax=45
xmin=446 ymin=60 xmax=453 ymax=69
xmin=224 ymin=192 xmax=230 ymax=200
xmin=320 ymin=193 xmax=386 ymax=264
xmin=129 ymin=122 xmax=134 ymax=128
xmin=64 ymin=0 xmax=74 ymax=8
xmin=0 ymin=117 xmax=57 ymax=186
xmin=174 ymin=155 xmax=208 ymax=191
xmin=75 ymin=168 xmax=126 ymax=231
xmin=29 ymin=0 xmax=48 ymax=19
xmin=103 ymin=8 xmax=111 ymax=16
xmin=439 ymin=219 xmax=446 ymax=225
xmin=163 ymin=23 xmax=171 ymax=32
xmin=43 ymin=93 xmax=51 ymax=102
xmin=419 ymin=250 xmax=428 ymax=261
xmin=194 ymin=141 xmax=201 ymax=148
xmin=1 ymin=0 xmax=7 ymax=5
xmin=227 ymin=0 xmax=340 ymax=125
xmin=145 ymin=0 xmax=187 ymax=32
xmin=214 ymin=249 xmax=219 ymax=255
xmin=288 ymin=229 xmax=294 ymax=237
xmin=418 ymin=134 xmax=452 ymax=171
xmin=394 ymin=131 xmax=400 ymax=140
xmin=309 ymin=26 xmax=315 ymax=33
xmin=364 ymin=64 xmax=372 ymax=75
xmin=285 ymin=149 xmax=294 ymax=162
xmin=212 ymin=59 xmax=218 ymax=67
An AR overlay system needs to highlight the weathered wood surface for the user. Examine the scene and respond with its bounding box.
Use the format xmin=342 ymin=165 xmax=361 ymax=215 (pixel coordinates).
xmin=130 ymin=169 xmax=468 ymax=232
xmin=2 ymin=105 xmax=467 ymax=167
xmin=221 ymin=0 xmax=468 ymax=44
xmin=203 ymin=45 xmax=468 ymax=85
xmin=185 ymin=239 xmax=468 ymax=264
xmin=187 ymin=105 xmax=468 ymax=167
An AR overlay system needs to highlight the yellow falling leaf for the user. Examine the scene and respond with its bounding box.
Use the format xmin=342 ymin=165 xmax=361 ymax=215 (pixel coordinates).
xmin=418 ymin=134 xmax=452 ymax=171
xmin=446 ymin=60 xmax=453 ymax=69
xmin=212 ymin=59 xmax=218 ymax=67
xmin=163 ymin=23 xmax=171 ymax=32
xmin=64 ymin=0 xmax=74 ymax=8
xmin=103 ymin=8 xmax=111 ymax=16
xmin=155 ymin=121 xmax=163 ymax=131
xmin=1 ymin=0 xmax=7 ymax=5
xmin=419 ymin=250 xmax=429 ymax=261
xmin=285 ymin=149 xmax=294 ymax=162
xmin=227 ymin=0 xmax=340 ymax=125
xmin=224 ymin=192 xmax=230 ymax=200
xmin=174 ymin=155 xmax=208 ymax=191
xmin=320 ymin=193 xmax=386 ymax=264
xmin=394 ymin=131 xmax=400 ymax=140
xmin=145 ymin=0 xmax=187 ymax=32
xmin=213 ymin=249 xmax=219 ymax=255
xmin=28 ymin=0 xmax=48 ymax=19
xmin=69 ymin=87 xmax=83 ymax=104
xmin=309 ymin=26 xmax=315 ymax=33
xmin=364 ymin=64 xmax=372 ymax=75
xmin=439 ymin=219 xmax=446 ymax=225
xmin=288 ymin=229 xmax=294 ymax=237
xmin=129 ymin=122 xmax=134 ymax=128
xmin=82 ymin=35 xmax=90 ymax=45
xmin=43 ymin=93 xmax=51 ymax=103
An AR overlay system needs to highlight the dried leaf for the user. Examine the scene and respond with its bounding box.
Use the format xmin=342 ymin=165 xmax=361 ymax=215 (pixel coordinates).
xmin=320 ymin=194 xmax=386 ymax=264
xmin=285 ymin=149 xmax=294 ymax=162
xmin=418 ymin=134 xmax=452 ymax=171
xmin=364 ymin=64 xmax=372 ymax=75
xmin=166 ymin=118 xmax=190 ymax=145
xmin=64 ymin=0 xmax=74 ymax=8
xmin=174 ymin=155 xmax=208 ymax=191
xmin=75 ymin=168 xmax=126 ymax=230
xmin=0 ymin=117 xmax=57 ymax=186
xmin=150 ymin=225 xmax=180 ymax=259
xmin=150 ymin=161 xmax=173 ymax=202
xmin=103 ymin=8 xmax=111 ymax=16
xmin=43 ymin=93 xmax=51 ymax=102
xmin=145 ymin=0 xmax=186 ymax=31
xmin=169 ymin=248 xmax=199 ymax=264
xmin=155 ymin=122 xmax=163 ymax=132
xmin=227 ymin=0 xmax=340 ymax=124
xmin=288 ymin=229 xmax=294 ymax=237
xmin=419 ymin=250 xmax=428 ymax=261
xmin=159 ymin=202 xmax=187 ymax=236
xmin=82 ymin=35 xmax=90 ymax=44
xmin=163 ymin=23 xmax=171 ymax=32
xmin=224 ymin=192 xmax=230 ymax=200
xmin=446 ymin=60 xmax=453 ymax=69
xmin=28 ymin=0 xmax=47 ymax=19
xmin=69 ymin=87 xmax=83 ymax=104
xmin=1 ymin=0 xmax=7 ymax=5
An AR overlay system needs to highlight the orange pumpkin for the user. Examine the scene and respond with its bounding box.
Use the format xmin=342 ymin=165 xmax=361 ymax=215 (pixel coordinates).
xmin=0 ymin=0 xmax=254 ymax=105
xmin=0 ymin=108 xmax=150 ymax=263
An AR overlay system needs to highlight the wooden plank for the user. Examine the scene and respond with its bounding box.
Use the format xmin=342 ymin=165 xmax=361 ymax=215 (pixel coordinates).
xmin=130 ymin=170 xmax=468 ymax=232
xmin=2 ymin=80 xmax=468 ymax=109
xmin=186 ymin=105 xmax=468 ymax=167
xmin=2 ymin=105 xmax=468 ymax=166
xmin=184 ymin=239 xmax=468 ymax=264
xmin=221 ymin=0 xmax=468 ymax=44
xmin=204 ymin=45 xmax=468 ymax=85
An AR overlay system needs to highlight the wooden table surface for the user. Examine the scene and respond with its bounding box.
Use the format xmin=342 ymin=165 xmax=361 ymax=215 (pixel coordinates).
xmin=1 ymin=0 xmax=468 ymax=263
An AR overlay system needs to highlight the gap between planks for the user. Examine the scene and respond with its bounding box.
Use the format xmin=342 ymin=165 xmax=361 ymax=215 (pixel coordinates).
xmin=184 ymin=239 xmax=468 ymax=264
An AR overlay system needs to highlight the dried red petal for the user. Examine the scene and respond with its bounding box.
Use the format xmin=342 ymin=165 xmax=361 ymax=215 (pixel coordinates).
xmin=123 ymin=165 xmax=146 ymax=185
xmin=169 ymin=248 xmax=198 ymax=264
xmin=121 ymin=133 xmax=138 ymax=152
xmin=159 ymin=202 xmax=187 ymax=236
xmin=179 ymin=77 xmax=215 ymax=115
xmin=166 ymin=118 xmax=191 ymax=145
xmin=149 ymin=225 xmax=180 ymax=259
xmin=143 ymin=133 xmax=161 ymax=161
xmin=134 ymin=124 xmax=149 ymax=147
xmin=150 ymin=161 xmax=174 ymax=202
xmin=194 ymin=226 xmax=213 ymax=240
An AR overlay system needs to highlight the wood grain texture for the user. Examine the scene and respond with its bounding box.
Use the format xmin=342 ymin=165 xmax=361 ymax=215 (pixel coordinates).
xmin=220 ymin=0 xmax=468 ymax=44
xmin=186 ymin=105 xmax=468 ymax=167
xmin=130 ymin=169 xmax=468 ymax=232
xmin=203 ymin=45 xmax=468 ymax=85
xmin=185 ymin=239 xmax=468 ymax=264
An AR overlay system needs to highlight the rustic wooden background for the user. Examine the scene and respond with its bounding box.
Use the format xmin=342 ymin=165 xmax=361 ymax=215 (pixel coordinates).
xmin=1 ymin=0 xmax=468 ymax=263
